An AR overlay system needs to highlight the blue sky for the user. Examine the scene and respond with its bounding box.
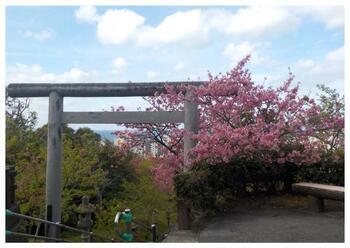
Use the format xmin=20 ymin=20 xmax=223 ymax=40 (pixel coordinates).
xmin=6 ymin=5 xmax=344 ymax=129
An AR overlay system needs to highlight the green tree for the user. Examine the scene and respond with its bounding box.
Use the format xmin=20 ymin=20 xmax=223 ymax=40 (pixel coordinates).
xmin=93 ymin=160 xmax=176 ymax=241
xmin=6 ymin=95 xmax=37 ymax=130
xmin=316 ymin=84 xmax=344 ymax=155
xmin=97 ymin=140 xmax=135 ymax=201
xmin=61 ymin=127 xmax=109 ymax=224
xmin=6 ymin=97 xmax=115 ymax=225
xmin=6 ymin=96 xmax=37 ymax=166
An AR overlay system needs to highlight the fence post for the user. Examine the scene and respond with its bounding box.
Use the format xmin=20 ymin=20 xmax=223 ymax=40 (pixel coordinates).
xmin=151 ymin=224 xmax=157 ymax=242
xmin=77 ymin=196 xmax=95 ymax=242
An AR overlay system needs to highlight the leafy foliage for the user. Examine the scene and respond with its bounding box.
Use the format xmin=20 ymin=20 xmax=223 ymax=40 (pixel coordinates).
xmin=93 ymin=160 xmax=176 ymax=241
xmin=6 ymin=95 xmax=37 ymax=130
xmin=6 ymin=97 xmax=174 ymax=241
xmin=174 ymin=160 xmax=297 ymax=210
xmin=295 ymin=160 xmax=344 ymax=186
xmin=6 ymin=99 xmax=132 ymax=225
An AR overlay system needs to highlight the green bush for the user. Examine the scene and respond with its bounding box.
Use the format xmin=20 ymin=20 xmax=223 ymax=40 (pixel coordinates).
xmin=93 ymin=160 xmax=176 ymax=242
xmin=173 ymin=157 xmax=343 ymax=211
xmin=295 ymin=160 xmax=344 ymax=186
xmin=174 ymin=167 xmax=216 ymax=210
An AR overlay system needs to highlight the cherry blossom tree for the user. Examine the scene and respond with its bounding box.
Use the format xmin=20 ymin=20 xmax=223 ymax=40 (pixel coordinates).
xmin=113 ymin=56 xmax=344 ymax=190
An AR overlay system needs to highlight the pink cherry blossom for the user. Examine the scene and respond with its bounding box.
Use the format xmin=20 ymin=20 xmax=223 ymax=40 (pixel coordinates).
xmin=114 ymin=56 xmax=344 ymax=191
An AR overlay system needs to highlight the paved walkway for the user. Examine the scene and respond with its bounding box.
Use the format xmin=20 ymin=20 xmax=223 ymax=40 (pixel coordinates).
xmin=163 ymin=230 xmax=198 ymax=242
xmin=198 ymin=208 xmax=344 ymax=242
xmin=164 ymin=196 xmax=344 ymax=242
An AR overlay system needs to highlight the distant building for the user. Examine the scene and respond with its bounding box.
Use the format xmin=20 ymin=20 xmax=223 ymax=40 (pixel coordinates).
xmin=114 ymin=136 xmax=164 ymax=158
xmin=145 ymin=139 xmax=162 ymax=157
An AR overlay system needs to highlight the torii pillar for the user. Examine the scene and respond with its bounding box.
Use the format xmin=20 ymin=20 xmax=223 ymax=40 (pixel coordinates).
xmin=177 ymin=91 xmax=199 ymax=230
xmin=45 ymin=91 xmax=63 ymax=238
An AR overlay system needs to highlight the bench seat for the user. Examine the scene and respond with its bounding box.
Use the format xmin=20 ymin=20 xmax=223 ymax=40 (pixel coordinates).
xmin=292 ymin=182 xmax=344 ymax=212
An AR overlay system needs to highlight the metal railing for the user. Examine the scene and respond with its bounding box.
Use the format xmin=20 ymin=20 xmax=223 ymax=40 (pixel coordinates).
xmin=6 ymin=208 xmax=173 ymax=243
xmin=6 ymin=209 xmax=113 ymax=242
xmin=134 ymin=208 xmax=173 ymax=242
xmin=132 ymin=209 xmax=171 ymax=242
xmin=131 ymin=219 xmax=159 ymax=242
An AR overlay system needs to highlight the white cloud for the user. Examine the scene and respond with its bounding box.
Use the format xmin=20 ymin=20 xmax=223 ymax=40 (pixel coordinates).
xmin=6 ymin=63 xmax=95 ymax=84
xmin=112 ymin=57 xmax=127 ymax=68
xmin=76 ymin=6 xmax=342 ymax=47
xmin=97 ymin=9 xmax=145 ymax=44
xmin=19 ymin=29 xmax=53 ymax=40
xmin=214 ymin=6 xmax=301 ymax=37
xmin=292 ymin=46 xmax=344 ymax=94
xmin=136 ymin=9 xmax=209 ymax=46
xmin=294 ymin=59 xmax=315 ymax=69
xmin=110 ymin=57 xmax=127 ymax=74
xmin=325 ymin=46 xmax=344 ymax=62
xmin=222 ymin=41 xmax=273 ymax=66
xmin=174 ymin=61 xmax=185 ymax=71
xmin=75 ymin=6 xmax=100 ymax=23
xmin=222 ymin=42 xmax=255 ymax=64
xmin=60 ymin=68 xmax=90 ymax=82
xmin=295 ymin=6 xmax=344 ymax=29
xmin=147 ymin=70 xmax=158 ymax=79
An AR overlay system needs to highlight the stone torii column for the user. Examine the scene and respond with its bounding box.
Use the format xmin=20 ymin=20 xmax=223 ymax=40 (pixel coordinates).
xmin=177 ymin=90 xmax=199 ymax=230
xmin=45 ymin=91 xmax=63 ymax=238
xmin=183 ymin=91 xmax=199 ymax=170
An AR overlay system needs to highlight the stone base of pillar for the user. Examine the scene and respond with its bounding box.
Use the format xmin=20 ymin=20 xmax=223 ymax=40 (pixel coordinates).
xmin=176 ymin=199 xmax=192 ymax=230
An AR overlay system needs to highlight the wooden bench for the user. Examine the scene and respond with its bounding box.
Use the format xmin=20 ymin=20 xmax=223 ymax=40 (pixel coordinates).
xmin=292 ymin=182 xmax=344 ymax=212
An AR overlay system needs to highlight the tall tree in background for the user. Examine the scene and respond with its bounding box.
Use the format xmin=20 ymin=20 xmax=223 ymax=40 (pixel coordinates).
xmin=6 ymin=95 xmax=37 ymax=130
xmin=312 ymin=84 xmax=344 ymax=157
xmin=5 ymin=97 xmax=131 ymax=225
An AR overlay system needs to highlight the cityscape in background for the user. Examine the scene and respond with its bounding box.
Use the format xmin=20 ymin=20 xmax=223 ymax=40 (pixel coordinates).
xmin=95 ymin=130 xmax=162 ymax=157
xmin=94 ymin=130 xmax=116 ymax=143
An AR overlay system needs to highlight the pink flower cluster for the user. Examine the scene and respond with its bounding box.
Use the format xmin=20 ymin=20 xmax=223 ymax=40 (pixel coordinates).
xmin=114 ymin=56 xmax=344 ymax=191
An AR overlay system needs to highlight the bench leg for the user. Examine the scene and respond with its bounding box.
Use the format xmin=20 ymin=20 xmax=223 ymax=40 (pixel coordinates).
xmin=308 ymin=196 xmax=324 ymax=212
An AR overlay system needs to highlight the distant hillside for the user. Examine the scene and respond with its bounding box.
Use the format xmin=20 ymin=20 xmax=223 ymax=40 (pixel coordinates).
xmin=94 ymin=130 xmax=116 ymax=142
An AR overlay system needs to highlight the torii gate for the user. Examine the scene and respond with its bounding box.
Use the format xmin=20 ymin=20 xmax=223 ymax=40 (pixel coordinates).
xmin=7 ymin=82 xmax=204 ymax=238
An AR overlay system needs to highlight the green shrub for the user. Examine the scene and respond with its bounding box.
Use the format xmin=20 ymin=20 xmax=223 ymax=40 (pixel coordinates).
xmin=295 ymin=160 xmax=344 ymax=186
xmin=173 ymin=157 xmax=343 ymax=211
xmin=93 ymin=160 xmax=176 ymax=242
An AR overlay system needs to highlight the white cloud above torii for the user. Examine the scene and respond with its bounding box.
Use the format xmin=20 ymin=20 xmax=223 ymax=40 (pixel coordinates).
xmin=6 ymin=64 xmax=97 ymax=84
xmin=110 ymin=57 xmax=127 ymax=74
xmin=222 ymin=41 xmax=275 ymax=67
xmin=18 ymin=29 xmax=53 ymax=41
xmin=75 ymin=6 xmax=343 ymax=47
